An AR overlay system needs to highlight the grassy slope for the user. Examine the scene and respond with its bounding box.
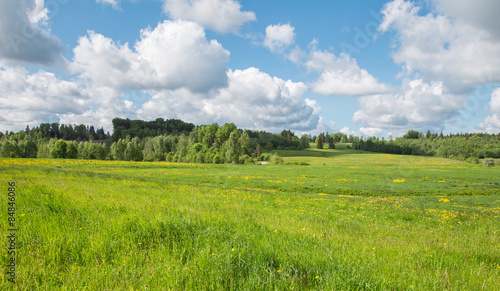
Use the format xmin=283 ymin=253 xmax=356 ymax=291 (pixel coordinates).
xmin=0 ymin=147 xmax=499 ymax=290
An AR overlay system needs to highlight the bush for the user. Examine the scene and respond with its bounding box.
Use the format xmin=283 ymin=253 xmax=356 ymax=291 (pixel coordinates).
xmin=213 ymin=154 xmax=222 ymax=164
xmin=204 ymin=152 xmax=215 ymax=164
xmin=466 ymin=156 xmax=479 ymax=164
xmin=259 ymin=153 xmax=271 ymax=161
xmin=239 ymin=154 xmax=254 ymax=164
xmin=270 ymin=153 xmax=283 ymax=164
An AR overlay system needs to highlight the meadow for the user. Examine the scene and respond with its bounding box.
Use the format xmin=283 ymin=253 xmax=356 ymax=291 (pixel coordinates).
xmin=1 ymin=145 xmax=499 ymax=290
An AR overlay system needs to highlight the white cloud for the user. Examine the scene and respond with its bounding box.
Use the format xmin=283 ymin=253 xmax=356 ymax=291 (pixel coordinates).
xmin=430 ymin=0 xmax=500 ymax=39
xmin=71 ymin=20 xmax=229 ymax=93
xmin=28 ymin=0 xmax=49 ymax=24
xmin=0 ymin=0 xmax=64 ymax=65
xmin=379 ymin=0 xmax=500 ymax=92
xmin=264 ymin=23 xmax=295 ymax=53
xmin=478 ymin=88 xmax=500 ymax=133
xmin=262 ymin=24 xmax=390 ymax=97
xmin=0 ymin=64 xmax=89 ymax=131
xmin=306 ymin=50 xmax=392 ymax=96
xmin=340 ymin=126 xmax=356 ymax=136
xmin=162 ymin=0 xmax=256 ymax=34
xmin=353 ymin=79 xmax=466 ymax=132
xmin=140 ymin=68 xmax=320 ymax=132
xmin=490 ymin=88 xmax=500 ymax=114
xmin=359 ymin=127 xmax=383 ymax=137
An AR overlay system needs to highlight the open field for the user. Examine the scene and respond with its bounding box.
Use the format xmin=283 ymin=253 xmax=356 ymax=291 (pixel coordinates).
xmin=1 ymin=147 xmax=499 ymax=290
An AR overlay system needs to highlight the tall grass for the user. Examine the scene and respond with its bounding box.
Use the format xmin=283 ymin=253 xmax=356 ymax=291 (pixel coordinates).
xmin=0 ymin=149 xmax=499 ymax=289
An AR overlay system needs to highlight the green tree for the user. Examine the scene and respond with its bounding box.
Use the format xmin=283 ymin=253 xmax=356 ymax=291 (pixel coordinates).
xmin=300 ymin=134 xmax=310 ymax=149
xmin=0 ymin=139 xmax=21 ymax=158
xmin=239 ymin=131 xmax=250 ymax=154
xmin=111 ymin=138 xmax=127 ymax=160
xmin=403 ymin=130 xmax=422 ymax=139
xmin=316 ymin=134 xmax=324 ymax=149
xmin=50 ymin=140 xmax=68 ymax=158
xmin=124 ymin=137 xmax=143 ymax=161
xmin=66 ymin=142 xmax=78 ymax=159
xmin=198 ymin=123 xmax=218 ymax=148
xmin=225 ymin=130 xmax=241 ymax=163
xmin=216 ymin=123 xmax=237 ymax=145
xmin=255 ymin=144 xmax=262 ymax=156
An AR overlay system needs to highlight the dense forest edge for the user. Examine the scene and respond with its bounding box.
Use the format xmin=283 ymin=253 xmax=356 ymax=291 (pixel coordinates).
xmin=0 ymin=118 xmax=498 ymax=165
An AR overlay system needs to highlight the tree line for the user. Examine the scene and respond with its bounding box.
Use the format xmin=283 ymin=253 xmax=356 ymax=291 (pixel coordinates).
xmin=3 ymin=119 xmax=498 ymax=164
xmin=351 ymin=130 xmax=500 ymax=163
xmin=0 ymin=118 xmax=315 ymax=164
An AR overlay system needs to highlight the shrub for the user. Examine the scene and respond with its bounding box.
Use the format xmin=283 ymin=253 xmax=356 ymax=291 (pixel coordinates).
xmin=270 ymin=153 xmax=283 ymax=164
xmin=213 ymin=154 xmax=222 ymax=164
xmin=239 ymin=154 xmax=254 ymax=164
xmin=259 ymin=153 xmax=271 ymax=161
xmin=466 ymin=156 xmax=479 ymax=164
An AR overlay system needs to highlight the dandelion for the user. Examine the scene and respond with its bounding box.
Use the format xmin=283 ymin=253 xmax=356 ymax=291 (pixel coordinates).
xmin=138 ymin=243 xmax=142 ymax=245
xmin=274 ymin=229 xmax=277 ymax=232
xmin=231 ymin=248 xmax=234 ymax=252
xmin=277 ymin=270 xmax=281 ymax=273
xmin=211 ymin=253 xmax=215 ymax=256
xmin=315 ymin=276 xmax=319 ymax=279
xmin=393 ymin=179 xmax=406 ymax=183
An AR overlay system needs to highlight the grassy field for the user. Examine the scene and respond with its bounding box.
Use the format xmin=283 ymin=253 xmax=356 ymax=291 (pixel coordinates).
xmin=1 ymin=146 xmax=499 ymax=290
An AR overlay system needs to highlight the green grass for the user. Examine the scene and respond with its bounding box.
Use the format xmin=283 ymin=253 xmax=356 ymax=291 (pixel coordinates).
xmin=1 ymin=148 xmax=499 ymax=290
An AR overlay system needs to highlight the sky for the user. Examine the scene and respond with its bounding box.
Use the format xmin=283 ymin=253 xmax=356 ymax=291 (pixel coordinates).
xmin=1 ymin=0 xmax=500 ymax=138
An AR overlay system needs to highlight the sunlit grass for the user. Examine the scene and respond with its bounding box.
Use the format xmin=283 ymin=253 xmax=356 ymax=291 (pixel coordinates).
xmin=0 ymin=149 xmax=499 ymax=289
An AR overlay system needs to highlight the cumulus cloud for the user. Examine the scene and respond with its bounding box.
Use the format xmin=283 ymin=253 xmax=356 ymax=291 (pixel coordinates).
xmin=71 ymin=20 xmax=229 ymax=93
xmin=140 ymin=68 xmax=320 ymax=132
xmin=340 ymin=126 xmax=356 ymax=136
xmin=478 ymin=88 xmax=500 ymax=133
xmin=353 ymin=79 xmax=466 ymax=133
xmin=490 ymin=88 xmax=500 ymax=114
xmin=264 ymin=23 xmax=296 ymax=53
xmin=262 ymin=23 xmax=389 ymax=97
xmin=306 ymin=50 xmax=392 ymax=96
xmin=0 ymin=64 xmax=89 ymax=131
xmin=359 ymin=127 xmax=383 ymax=137
xmin=28 ymin=0 xmax=49 ymax=24
xmin=162 ymin=0 xmax=256 ymax=34
xmin=430 ymin=0 xmax=500 ymax=39
xmin=0 ymin=0 xmax=64 ymax=66
xmin=379 ymin=0 xmax=500 ymax=92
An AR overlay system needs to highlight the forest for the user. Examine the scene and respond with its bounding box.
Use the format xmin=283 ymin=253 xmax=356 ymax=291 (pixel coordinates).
xmin=0 ymin=118 xmax=311 ymax=164
xmin=1 ymin=119 xmax=499 ymax=164
xmin=351 ymin=129 xmax=500 ymax=162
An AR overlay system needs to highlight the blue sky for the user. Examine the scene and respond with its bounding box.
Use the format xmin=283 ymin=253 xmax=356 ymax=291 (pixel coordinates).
xmin=1 ymin=0 xmax=500 ymax=137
